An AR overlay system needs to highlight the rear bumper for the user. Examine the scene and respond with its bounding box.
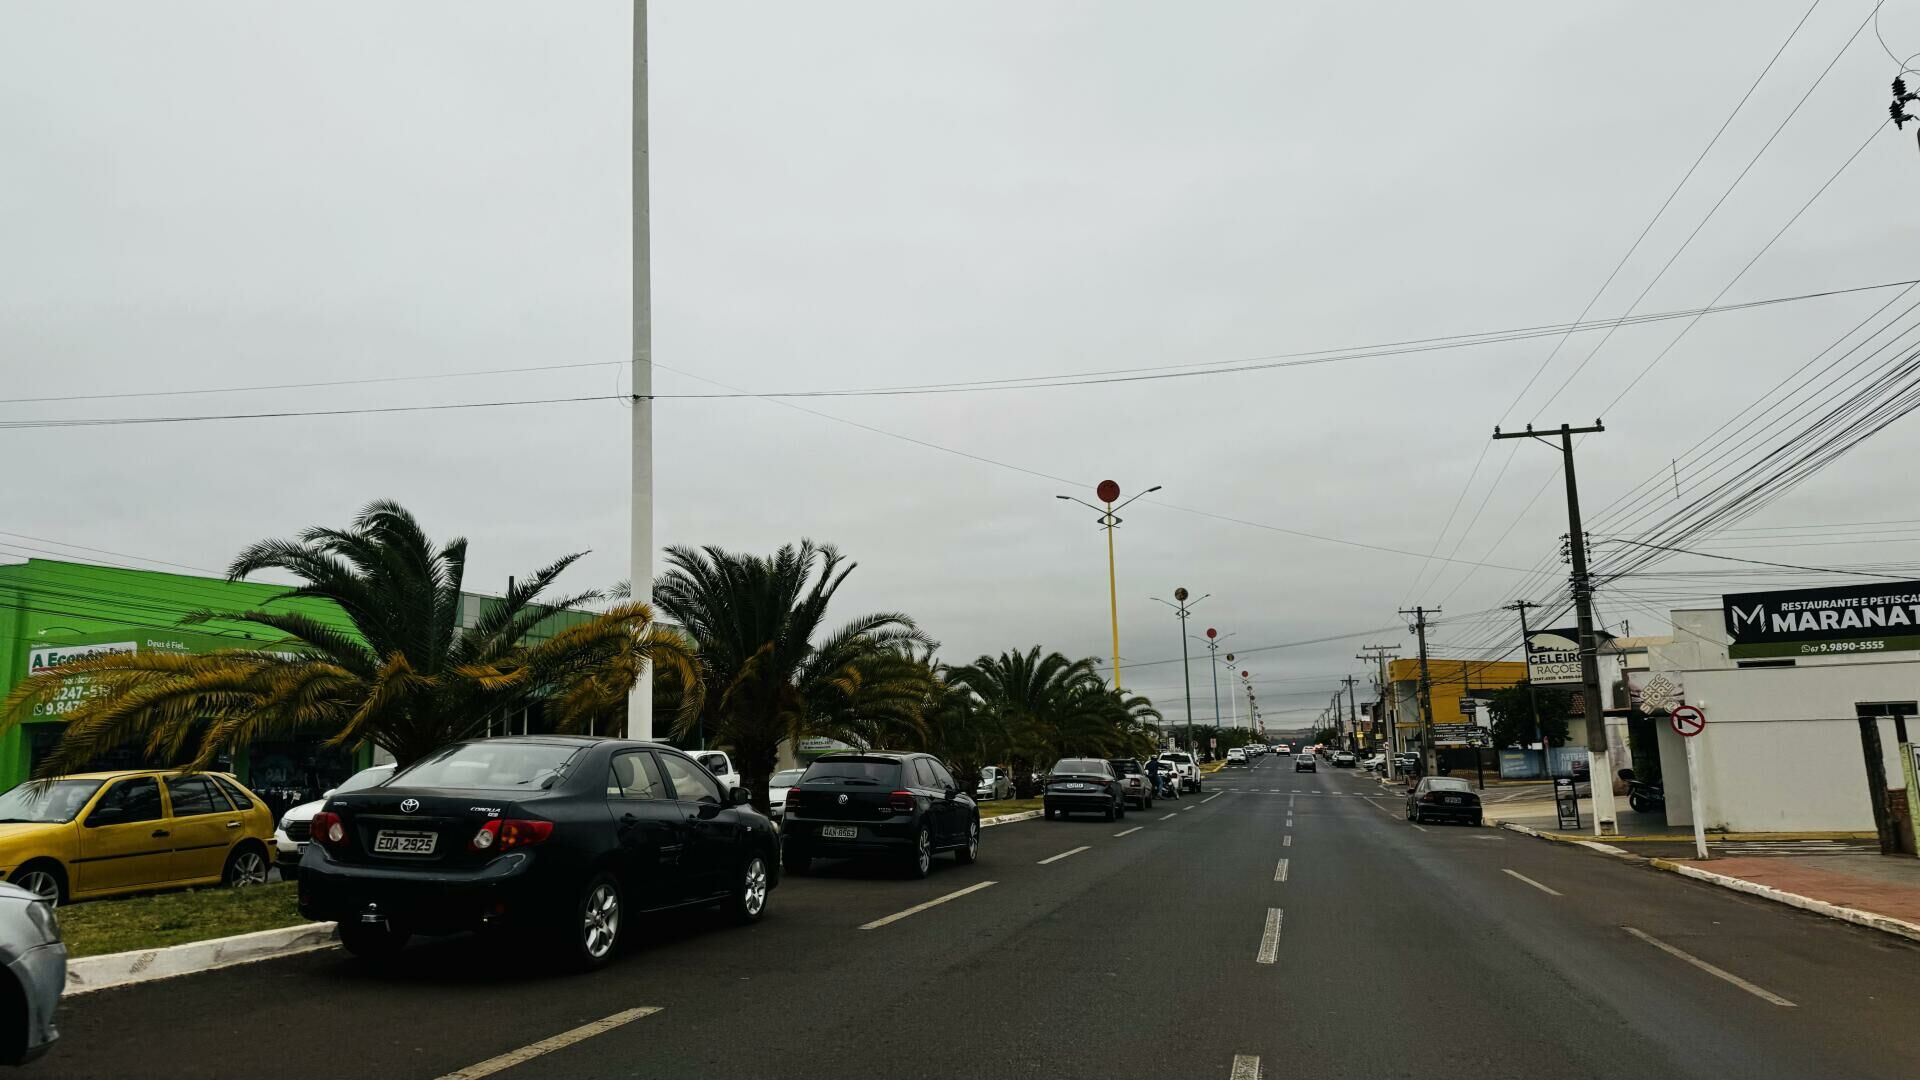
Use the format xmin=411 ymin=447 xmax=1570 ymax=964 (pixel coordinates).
xmin=296 ymin=848 xmax=556 ymax=933
xmin=1413 ymin=803 xmax=1482 ymax=822
xmin=783 ymin=816 xmax=915 ymax=856
xmin=1044 ymin=793 xmax=1114 ymax=813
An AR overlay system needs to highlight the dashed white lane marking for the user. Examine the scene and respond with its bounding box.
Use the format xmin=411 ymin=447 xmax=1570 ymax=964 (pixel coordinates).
xmin=1182 ymin=805 xmax=1196 ymax=812
xmin=1114 ymin=826 xmax=1143 ymax=837
xmin=1288 ymin=795 xmax=1295 ymax=808
xmin=434 ymin=1006 xmax=662 ymax=1080
xmin=1283 ymin=834 xmax=1293 ymax=847
xmin=1502 ymin=868 xmax=1562 ymax=896
xmin=1285 ymin=818 xmax=1294 ymax=827
xmin=1230 ymin=1054 xmax=1262 ymax=1080
xmin=1255 ymin=908 xmax=1284 ymax=964
xmin=1274 ymin=858 xmax=1289 ymax=882
xmin=1411 ymin=823 xmax=1429 ymax=833
xmin=858 ymin=881 xmax=998 ymax=930
xmin=1202 ymin=791 xmax=1222 ymax=804
xmin=1037 ymin=846 xmax=1091 ymax=865
xmin=1160 ymin=812 xmax=1178 ymax=821
xmin=1622 ymin=927 xmax=1797 ymax=1007
xmin=1269 ymin=789 xmax=1282 ymax=793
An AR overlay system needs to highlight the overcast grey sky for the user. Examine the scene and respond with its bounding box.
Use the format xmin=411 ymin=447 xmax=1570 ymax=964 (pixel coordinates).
xmin=7 ymin=2 xmax=1920 ymax=729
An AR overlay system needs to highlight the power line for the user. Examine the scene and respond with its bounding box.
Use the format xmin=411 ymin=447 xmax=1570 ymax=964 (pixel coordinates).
xmin=0 ymin=394 xmax=619 ymax=430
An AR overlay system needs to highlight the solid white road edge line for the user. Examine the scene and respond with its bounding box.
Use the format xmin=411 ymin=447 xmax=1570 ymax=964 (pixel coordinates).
xmin=857 ymin=881 xmax=999 ymax=930
xmin=1037 ymin=845 xmax=1091 ymax=865
xmin=1230 ymin=1054 xmax=1262 ymax=1080
xmin=1621 ymin=926 xmax=1797 ymax=1007
xmin=1411 ymin=823 xmax=1429 ymax=833
xmin=1274 ymin=858 xmax=1289 ymax=882
xmin=1114 ymin=826 xmax=1144 ymax=837
xmin=1502 ymin=868 xmax=1563 ymax=896
xmin=1256 ymin=908 xmax=1284 ymax=964
xmin=434 ymin=1006 xmax=662 ymax=1080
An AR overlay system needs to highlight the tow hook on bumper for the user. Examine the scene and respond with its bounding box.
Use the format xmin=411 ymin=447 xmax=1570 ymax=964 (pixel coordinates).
xmin=360 ymin=902 xmax=387 ymax=927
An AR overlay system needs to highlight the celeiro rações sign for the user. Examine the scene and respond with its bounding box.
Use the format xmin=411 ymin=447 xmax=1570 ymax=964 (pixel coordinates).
xmin=1723 ymin=581 xmax=1920 ymax=658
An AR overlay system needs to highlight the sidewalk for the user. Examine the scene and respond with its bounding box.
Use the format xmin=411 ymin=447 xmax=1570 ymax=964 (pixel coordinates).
xmin=1484 ymin=796 xmax=1679 ymax=838
xmin=1653 ymin=853 xmax=1920 ymax=942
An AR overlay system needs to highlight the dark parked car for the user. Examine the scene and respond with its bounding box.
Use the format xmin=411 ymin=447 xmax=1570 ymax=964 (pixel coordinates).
xmin=1108 ymin=758 xmax=1154 ymax=810
xmin=297 ymin=736 xmax=779 ymax=970
xmin=781 ymin=752 xmax=979 ymax=879
xmin=1295 ymin=754 xmax=1317 ymax=773
xmin=1406 ymin=776 xmax=1482 ymax=826
xmin=1044 ymin=758 xmax=1125 ymax=821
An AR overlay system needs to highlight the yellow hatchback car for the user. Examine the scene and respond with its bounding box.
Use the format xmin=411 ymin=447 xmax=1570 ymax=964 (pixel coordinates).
xmin=0 ymin=770 xmax=275 ymax=906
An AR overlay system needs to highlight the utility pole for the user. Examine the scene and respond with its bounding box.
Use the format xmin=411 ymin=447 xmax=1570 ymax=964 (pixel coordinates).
xmin=626 ymin=0 xmax=655 ymax=740
xmin=1399 ymin=607 xmax=1439 ymax=776
xmin=1504 ymin=600 xmax=1549 ymax=777
xmin=1494 ymin=421 xmax=1617 ymax=835
xmin=1342 ymin=676 xmax=1360 ymax=751
xmin=1358 ymin=645 xmax=1399 ymax=777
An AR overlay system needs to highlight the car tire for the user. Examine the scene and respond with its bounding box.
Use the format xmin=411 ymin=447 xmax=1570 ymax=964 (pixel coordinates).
xmin=338 ymin=919 xmax=410 ymax=962
xmin=906 ymin=822 xmax=933 ymax=879
xmin=782 ymin=843 xmax=811 ymax=876
xmin=9 ymin=861 xmax=65 ymax=907
xmin=729 ymin=852 xmax=771 ymax=924
xmin=954 ymin=817 xmax=980 ymax=865
xmin=1145 ymin=796 xmax=1154 ymax=809
xmin=561 ymin=872 xmax=623 ymax=971
xmin=1413 ymin=810 xmax=1425 ymax=825
xmin=223 ymin=845 xmax=270 ymax=889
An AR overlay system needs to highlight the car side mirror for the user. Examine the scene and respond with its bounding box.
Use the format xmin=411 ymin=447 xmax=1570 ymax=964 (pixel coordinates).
xmin=944 ymin=787 xmax=958 ymax=801
xmin=728 ymin=787 xmax=752 ymax=807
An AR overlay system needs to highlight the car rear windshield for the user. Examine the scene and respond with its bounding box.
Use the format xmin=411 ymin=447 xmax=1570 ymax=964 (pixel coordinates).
xmin=1051 ymin=758 xmax=1108 ymax=774
xmin=336 ymin=766 xmax=392 ymax=794
xmin=393 ymin=742 xmax=583 ymax=790
xmin=800 ymin=759 xmax=901 ymax=785
xmin=1428 ymin=778 xmax=1473 ymax=792
xmin=1161 ymin=753 xmax=1192 ymax=764
xmin=1111 ymin=760 xmax=1142 ymax=774
xmin=0 ymin=779 xmax=104 ymax=824
xmin=771 ymin=769 xmax=806 ymax=786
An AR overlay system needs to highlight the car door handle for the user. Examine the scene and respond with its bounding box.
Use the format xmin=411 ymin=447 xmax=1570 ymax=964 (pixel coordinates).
xmin=226 ymin=821 xmax=242 ymax=829
xmin=151 ymin=829 xmax=169 ymax=838
xmin=620 ymin=813 xmax=639 ymax=827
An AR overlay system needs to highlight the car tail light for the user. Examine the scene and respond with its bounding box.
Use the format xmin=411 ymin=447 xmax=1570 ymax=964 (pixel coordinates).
xmin=888 ymin=790 xmax=916 ymax=814
xmin=1421 ymin=792 xmax=1442 ymax=803
xmin=470 ymin=819 xmax=554 ymax=852
xmin=311 ymin=811 xmax=347 ymax=847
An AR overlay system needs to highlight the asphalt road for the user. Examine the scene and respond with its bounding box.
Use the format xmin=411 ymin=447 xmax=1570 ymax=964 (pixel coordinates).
xmin=29 ymin=754 xmax=1920 ymax=1079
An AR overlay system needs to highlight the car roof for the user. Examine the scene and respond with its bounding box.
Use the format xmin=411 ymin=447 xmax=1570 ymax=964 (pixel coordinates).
xmin=816 ymin=750 xmax=912 ymax=760
xmin=50 ymin=768 xmax=237 ymax=782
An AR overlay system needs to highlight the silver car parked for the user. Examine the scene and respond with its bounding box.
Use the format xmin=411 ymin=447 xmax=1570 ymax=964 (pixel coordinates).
xmin=0 ymin=881 xmax=63 ymax=1065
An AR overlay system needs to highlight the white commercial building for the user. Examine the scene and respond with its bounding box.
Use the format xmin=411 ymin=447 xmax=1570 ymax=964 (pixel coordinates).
xmin=1647 ymin=608 xmax=1914 ymax=834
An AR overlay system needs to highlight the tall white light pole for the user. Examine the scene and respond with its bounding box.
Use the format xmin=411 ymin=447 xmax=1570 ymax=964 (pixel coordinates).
xmin=627 ymin=0 xmax=655 ymax=739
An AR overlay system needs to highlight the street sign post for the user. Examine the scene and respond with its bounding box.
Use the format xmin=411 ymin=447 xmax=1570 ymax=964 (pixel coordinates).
xmin=1553 ymin=776 xmax=1580 ymax=830
xmin=1668 ymin=704 xmax=1708 ymax=860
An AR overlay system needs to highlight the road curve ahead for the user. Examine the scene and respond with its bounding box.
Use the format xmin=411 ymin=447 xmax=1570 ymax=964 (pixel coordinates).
xmin=32 ymin=755 xmax=1920 ymax=1079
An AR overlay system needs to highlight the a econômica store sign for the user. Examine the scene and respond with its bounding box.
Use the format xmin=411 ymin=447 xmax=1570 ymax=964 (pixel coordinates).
xmin=22 ymin=635 xmax=278 ymax=719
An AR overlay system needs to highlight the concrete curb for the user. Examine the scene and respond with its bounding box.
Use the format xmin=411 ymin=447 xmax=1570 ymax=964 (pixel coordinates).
xmin=1648 ymin=858 xmax=1920 ymax=946
xmin=981 ymin=810 xmax=1041 ymax=827
xmin=1495 ymin=821 xmax=1635 ymax=859
xmin=66 ymin=921 xmax=337 ymax=996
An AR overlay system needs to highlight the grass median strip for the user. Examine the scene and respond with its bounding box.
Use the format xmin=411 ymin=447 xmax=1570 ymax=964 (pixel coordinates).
xmin=858 ymin=881 xmax=998 ymax=930
xmin=980 ymin=798 xmax=1044 ymax=819
xmin=59 ymin=881 xmax=306 ymax=959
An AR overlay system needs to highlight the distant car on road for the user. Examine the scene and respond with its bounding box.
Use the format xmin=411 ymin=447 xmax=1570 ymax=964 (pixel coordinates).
xmin=1332 ymin=750 xmax=1357 ymax=768
xmin=1393 ymin=752 xmax=1420 ymax=773
xmin=1044 ymin=758 xmax=1125 ymax=821
xmin=1406 ymin=776 xmax=1482 ymax=826
xmin=275 ymin=764 xmax=396 ymax=880
xmin=1108 ymin=758 xmax=1154 ymax=810
xmin=0 ymin=880 xmax=62 ymax=1066
xmin=1275 ymin=745 xmax=1291 ymax=756
xmin=0 ymin=770 xmax=273 ymax=906
xmin=784 ymin=752 xmax=978 ymax=879
xmin=1157 ymin=751 xmax=1201 ymax=793
xmin=1224 ymin=748 xmax=1247 ymax=767
xmin=1295 ymin=754 xmax=1317 ymax=773
xmin=975 ymin=766 xmax=1011 ymax=802
xmin=1361 ymin=754 xmax=1385 ymax=773
xmin=298 ymin=736 xmax=781 ymax=969
xmin=767 ymin=768 xmax=806 ymax=819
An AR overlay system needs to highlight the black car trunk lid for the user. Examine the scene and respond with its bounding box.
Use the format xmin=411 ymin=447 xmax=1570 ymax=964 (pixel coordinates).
xmin=325 ymin=788 xmax=534 ymax=869
xmin=785 ymin=780 xmax=901 ymax=821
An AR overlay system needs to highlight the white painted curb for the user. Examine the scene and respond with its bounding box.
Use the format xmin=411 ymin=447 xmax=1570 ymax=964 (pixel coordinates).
xmin=1650 ymin=859 xmax=1920 ymax=946
xmin=1495 ymin=821 xmax=1634 ymax=859
xmin=66 ymin=921 xmax=337 ymax=996
xmin=981 ymin=810 xmax=1041 ymax=828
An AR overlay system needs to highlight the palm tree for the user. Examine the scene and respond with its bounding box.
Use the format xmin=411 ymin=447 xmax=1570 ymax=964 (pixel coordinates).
xmin=650 ymin=540 xmax=932 ymax=810
xmin=943 ymin=647 xmax=1156 ymax=796
xmin=0 ymin=501 xmax=702 ymax=775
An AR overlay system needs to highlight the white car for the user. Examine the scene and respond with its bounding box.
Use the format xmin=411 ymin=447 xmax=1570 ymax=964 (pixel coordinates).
xmin=1361 ymin=754 xmax=1386 ymax=773
xmin=976 ymin=765 xmax=1011 ymax=801
xmin=1157 ymin=751 xmax=1202 ymax=793
xmin=693 ymin=750 xmax=742 ymax=793
xmin=1332 ymin=750 xmax=1358 ymax=768
xmin=1224 ymin=748 xmax=1248 ymax=767
xmin=273 ymin=763 xmax=394 ymax=878
xmin=767 ymin=767 xmax=806 ymax=818
xmin=1275 ymin=745 xmax=1291 ymax=756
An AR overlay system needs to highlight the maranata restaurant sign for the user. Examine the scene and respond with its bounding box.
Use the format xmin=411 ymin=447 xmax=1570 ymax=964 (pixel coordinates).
xmin=1724 ymin=582 xmax=1920 ymax=658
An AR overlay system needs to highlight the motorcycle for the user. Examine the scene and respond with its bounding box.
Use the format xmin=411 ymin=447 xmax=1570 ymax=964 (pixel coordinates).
xmin=1618 ymin=767 xmax=1665 ymax=813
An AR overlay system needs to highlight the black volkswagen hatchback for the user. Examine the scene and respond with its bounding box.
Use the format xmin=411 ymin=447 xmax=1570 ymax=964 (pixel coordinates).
xmin=297 ymin=736 xmax=780 ymax=969
xmin=781 ymin=752 xmax=979 ymax=878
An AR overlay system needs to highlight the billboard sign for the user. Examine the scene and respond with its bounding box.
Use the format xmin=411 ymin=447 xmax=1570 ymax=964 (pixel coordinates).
xmin=1526 ymin=629 xmax=1584 ymax=685
xmin=1723 ymin=581 xmax=1920 ymax=658
xmin=24 ymin=640 xmax=138 ymax=721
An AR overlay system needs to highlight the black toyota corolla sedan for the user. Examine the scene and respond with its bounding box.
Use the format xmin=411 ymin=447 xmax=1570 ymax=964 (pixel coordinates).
xmin=297 ymin=735 xmax=780 ymax=969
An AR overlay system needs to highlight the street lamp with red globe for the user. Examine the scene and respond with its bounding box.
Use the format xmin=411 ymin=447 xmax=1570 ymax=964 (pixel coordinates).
xmin=1054 ymin=481 xmax=1161 ymax=691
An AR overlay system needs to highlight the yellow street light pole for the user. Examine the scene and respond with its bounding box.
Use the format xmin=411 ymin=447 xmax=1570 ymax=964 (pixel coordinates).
xmin=1058 ymin=482 xmax=1161 ymax=692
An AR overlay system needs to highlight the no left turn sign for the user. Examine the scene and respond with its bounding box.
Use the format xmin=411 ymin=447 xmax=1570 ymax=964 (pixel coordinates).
xmin=1670 ymin=704 xmax=1706 ymax=738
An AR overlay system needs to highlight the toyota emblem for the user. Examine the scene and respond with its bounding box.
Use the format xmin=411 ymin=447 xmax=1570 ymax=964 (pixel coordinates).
xmin=400 ymin=798 xmax=420 ymax=813
xmin=837 ymin=793 xmax=848 ymax=805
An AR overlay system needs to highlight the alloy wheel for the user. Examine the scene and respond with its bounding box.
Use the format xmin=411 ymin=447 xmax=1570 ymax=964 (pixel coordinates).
xmin=966 ymin=821 xmax=979 ymax=860
xmin=917 ymin=826 xmax=932 ymax=875
xmin=14 ymin=870 xmax=57 ymax=907
xmin=583 ymin=882 xmax=621 ymax=958
xmin=231 ymin=850 xmax=268 ymax=887
xmin=743 ymin=857 xmax=768 ymax=916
